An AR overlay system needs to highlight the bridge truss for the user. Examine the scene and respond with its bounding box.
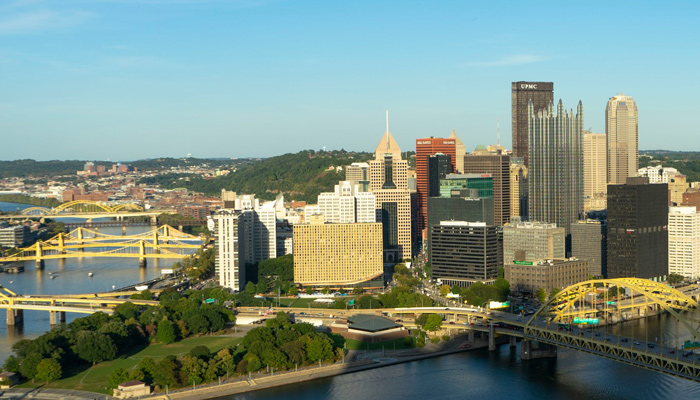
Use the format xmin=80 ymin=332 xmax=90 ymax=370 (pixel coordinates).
xmin=20 ymin=200 xmax=144 ymax=216
xmin=0 ymin=225 xmax=202 ymax=263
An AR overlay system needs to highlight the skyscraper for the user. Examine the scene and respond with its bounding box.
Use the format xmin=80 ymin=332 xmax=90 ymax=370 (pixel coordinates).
xmin=428 ymin=153 xmax=452 ymax=197
xmin=448 ymin=129 xmax=466 ymax=173
xmin=509 ymin=158 xmax=527 ymax=218
xmin=464 ymin=150 xmax=510 ymax=226
xmin=308 ymin=181 xmax=376 ymax=224
xmin=606 ymin=94 xmax=638 ymax=185
xmin=213 ymin=209 xmax=245 ymax=291
xmin=369 ymin=118 xmax=412 ymax=261
xmin=583 ymin=131 xmax=607 ymax=211
xmin=528 ymin=100 xmax=584 ymax=235
xmin=607 ymin=177 xmax=668 ymax=280
xmin=511 ymin=81 xmax=554 ymax=166
xmin=416 ymin=137 xmax=456 ymax=238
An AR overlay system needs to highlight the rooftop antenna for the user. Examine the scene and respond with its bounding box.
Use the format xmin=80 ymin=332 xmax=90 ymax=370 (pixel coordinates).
xmin=386 ymin=110 xmax=390 ymax=151
xmin=497 ymin=118 xmax=500 ymax=146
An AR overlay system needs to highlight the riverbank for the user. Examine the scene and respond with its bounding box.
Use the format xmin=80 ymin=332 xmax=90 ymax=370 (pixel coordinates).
xmin=151 ymin=335 xmax=491 ymax=400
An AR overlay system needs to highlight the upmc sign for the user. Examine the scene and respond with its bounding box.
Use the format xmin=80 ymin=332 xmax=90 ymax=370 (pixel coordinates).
xmin=513 ymin=81 xmax=553 ymax=91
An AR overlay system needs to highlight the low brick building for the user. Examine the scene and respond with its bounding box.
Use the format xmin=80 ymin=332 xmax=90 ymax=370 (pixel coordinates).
xmin=504 ymin=258 xmax=588 ymax=294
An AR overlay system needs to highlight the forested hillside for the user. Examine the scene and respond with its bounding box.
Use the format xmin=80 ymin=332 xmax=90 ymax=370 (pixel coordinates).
xmin=139 ymin=150 xmax=372 ymax=203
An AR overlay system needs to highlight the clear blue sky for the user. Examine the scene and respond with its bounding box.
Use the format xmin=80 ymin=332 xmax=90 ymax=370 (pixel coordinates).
xmin=1 ymin=0 xmax=699 ymax=161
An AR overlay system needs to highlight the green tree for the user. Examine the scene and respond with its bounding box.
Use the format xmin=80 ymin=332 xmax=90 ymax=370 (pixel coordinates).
xmin=157 ymin=320 xmax=177 ymax=344
xmin=3 ymin=355 xmax=20 ymax=373
xmin=451 ymin=285 xmax=462 ymax=295
xmin=109 ymin=368 xmax=130 ymax=388
xmin=423 ymin=314 xmax=443 ymax=333
xmin=536 ymin=288 xmax=547 ymax=304
xmin=19 ymin=352 xmax=43 ymax=381
xmin=190 ymin=345 xmax=211 ymax=360
xmin=550 ymin=287 xmax=560 ymax=299
xmin=439 ymin=285 xmax=451 ymax=296
xmin=34 ymin=358 xmax=62 ymax=384
xmin=288 ymin=286 xmax=299 ymax=296
xmin=153 ymin=358 xmax=178 ymax=388
xmin=668 ymin=273 xmax=685 ymax=286
xmin=75 ymin=331 xmax=118 ymax=365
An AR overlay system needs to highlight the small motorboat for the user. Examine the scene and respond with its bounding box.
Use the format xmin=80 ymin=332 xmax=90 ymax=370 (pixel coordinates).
xmin=88 ymin=272 xmax=94 ymax=277
xmin=51 ymin=275 xmax=56 ymax=279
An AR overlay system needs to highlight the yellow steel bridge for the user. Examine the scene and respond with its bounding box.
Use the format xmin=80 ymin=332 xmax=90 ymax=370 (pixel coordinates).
xmin=0 ymin=225 xmax=202 ymax=265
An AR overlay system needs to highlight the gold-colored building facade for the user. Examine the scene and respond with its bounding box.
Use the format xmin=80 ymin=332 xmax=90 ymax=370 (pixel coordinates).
xmin=293 ymin=222 xmax=383 ymax=287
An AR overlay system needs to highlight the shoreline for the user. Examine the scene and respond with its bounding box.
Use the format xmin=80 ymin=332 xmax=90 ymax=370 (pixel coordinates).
xmin=151 ymin=336 xmax=492 ymax=400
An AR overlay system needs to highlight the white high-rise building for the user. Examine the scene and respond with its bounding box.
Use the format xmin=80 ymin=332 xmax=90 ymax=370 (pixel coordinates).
xmin=239 ymin=201 xmax=277 ymax=265
xmin=305 ymin=181 xmax=376 ymax=224
xmin=213 ymin=210 xmax=244 ymax=291
xmin=668 ymin=206 xmax=700 ymax=279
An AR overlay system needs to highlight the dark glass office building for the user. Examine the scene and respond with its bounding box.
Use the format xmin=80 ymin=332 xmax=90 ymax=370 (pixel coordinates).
xmin=429 ymin=222 xmax=499 ymax=286
xmin=464 ymin=153 xmax=511 ymax=226
xmin=428 ymin=153 xmax=452 ymax=197
xmin=607 ymin=177 xmax=668 ymax=280
xmin=511 ymin=81 xmax=554 ymax=166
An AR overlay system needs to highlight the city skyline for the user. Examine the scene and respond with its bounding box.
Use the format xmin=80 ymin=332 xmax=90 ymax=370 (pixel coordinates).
xmin=1 ymin=1 xmax=699 ymax=161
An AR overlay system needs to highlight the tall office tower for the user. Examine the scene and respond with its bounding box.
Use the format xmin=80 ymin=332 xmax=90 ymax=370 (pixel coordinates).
xmin=464 ymin=150 xmax=510 ymax=226
xmin=311 ymin=181 xmax=376 ymax=223
xmin=571 ymin=219 xmax=607 ymax=277
xmin=606 ymin=94 xmax=638 ymax=185
xmin=502 ymin=221 xmax=565 ymax=265
xmin=293 ymin=217 xmax=384 ymax=289
xmin=369 ymin=121 xmax=412 ymax=261
xmin=668 ymin=206 xmax=700 ymax=279
xmin=449 ymin=129 xmax=467 ymax=173
xmin=416 ymin=137 xmax=457 ymax=238
xmin=369 ymin=127 xmax=408 ymax=191
xmin=607 ymin=177 xmax=668 ymax=280
xmin=213 ymin=209 xmax=245 ymax=291
xmin=511 ymin=81 xmax=554 ymax=166
xmin=429 ymin=221 xmax=498 ymax=286
xmin=528 ymin=100 xmax=584 ymax=235
xmin=428 ymin=153 xmax=452 ymax=197
xmin=509 ymin=158 xmax=527 ymax=218
xmin=345 ymin=162 xmax=370 ymax=192
xmin=583 ymin=131 xmax=607 ymax=212
xmin=638 ymin=165 xmax=688 ymax=205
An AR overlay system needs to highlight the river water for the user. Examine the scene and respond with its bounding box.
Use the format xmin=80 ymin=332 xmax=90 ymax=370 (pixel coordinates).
xmin=0 ymin=201 xmax=192 ymax=361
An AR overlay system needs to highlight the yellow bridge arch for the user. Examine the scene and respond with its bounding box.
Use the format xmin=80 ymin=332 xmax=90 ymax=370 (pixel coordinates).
xmin=19 ymin=200 xmax=144 ymax=216
xmin=527 ymin=278 xmax=700 ymax=340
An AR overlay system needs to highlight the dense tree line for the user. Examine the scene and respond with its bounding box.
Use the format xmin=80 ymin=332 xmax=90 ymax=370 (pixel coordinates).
xmin=0 ymin=195 xmax=60 ymax=208
xmin=105 ymin=312 xmax=345 ymax=390
xmin=139 ymin=150 xmax=372 ymax=203
xmin=2 ymin=287 xmax=233 ymax=384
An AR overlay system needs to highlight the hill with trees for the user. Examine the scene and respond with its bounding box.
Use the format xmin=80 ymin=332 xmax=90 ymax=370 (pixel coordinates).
xmin=139 ymin=150 xmax=373 ymax=203
xmin=640 ymin=150 xmax=700 ymax=182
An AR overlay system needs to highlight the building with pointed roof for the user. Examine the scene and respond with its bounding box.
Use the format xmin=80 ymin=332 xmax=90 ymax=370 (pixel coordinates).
xmin=528 ymin=99 xmax=584 ymax=236
xmin=449 ymin=129 xmax=466 ymax=173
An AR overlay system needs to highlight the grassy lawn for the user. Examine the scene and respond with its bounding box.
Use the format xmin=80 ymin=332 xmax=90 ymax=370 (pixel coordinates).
xmin=17 ymin=335 xmax=242 ymax=395
xmin=345 ymin=336 xmax=416 ymax=351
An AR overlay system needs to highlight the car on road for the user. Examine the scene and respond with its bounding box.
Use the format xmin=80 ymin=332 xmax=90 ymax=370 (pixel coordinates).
xmin=648 ymin=343 xmax=655 ymax=348
xmin=634 ymin=341 xmax=641 ymax=345
xmin=621 ymin=338 xmax=629 ymax=342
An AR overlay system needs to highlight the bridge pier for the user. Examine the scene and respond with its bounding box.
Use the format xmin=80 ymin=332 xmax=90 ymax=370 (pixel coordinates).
xmin=7 ymin=309 xmax=23 ymax=326
xmin=50 ymin=311 xmax=57 ymax=325
xmin=139 ymin=258 xmax=147 ymax=268
xmin=150 ymin=216 xmax=158 ymax=226
xmin=510 ymin=336 xmax=517 ymax=348
xmin=122 ymin=225 xmax=127 ymax=235
xmin=488 ymin=324 xmax=496 ymax=351
xmin=468 ymin=330 xmax=475 ymax=343
xmin=521 ymin=339 xmax=557 ymax=360
xmin=35 ymin=259 xmax=44 ymax=269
